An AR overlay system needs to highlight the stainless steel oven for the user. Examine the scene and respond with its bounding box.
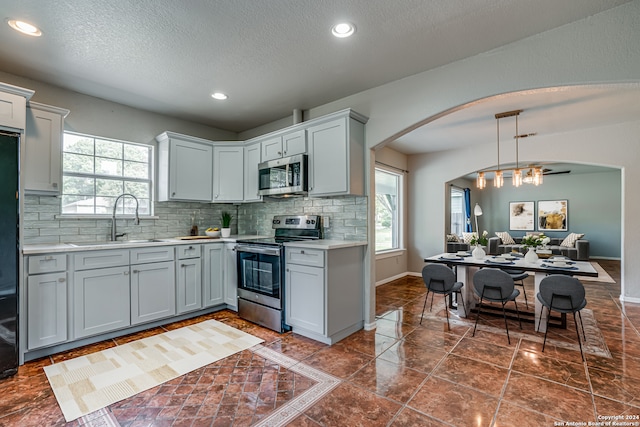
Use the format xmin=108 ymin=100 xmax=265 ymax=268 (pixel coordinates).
xmin=236 ymin=215 xmax=322 ymax=332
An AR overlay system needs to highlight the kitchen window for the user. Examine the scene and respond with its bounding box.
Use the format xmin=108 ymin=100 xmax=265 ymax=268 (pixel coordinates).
xmin=375 ymin=167 xmax=403 ymax=253
xmin=450 ymin=186 xmax=465 ymax=236
xmin=61 ymin=132 xmax=153 ymax=215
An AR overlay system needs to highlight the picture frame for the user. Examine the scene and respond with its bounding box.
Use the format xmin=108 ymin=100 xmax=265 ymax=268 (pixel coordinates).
xmin=538 ymin=200 xmax=568 ymax=231
xmin=509 ymin=201 xmax=535 ymax=231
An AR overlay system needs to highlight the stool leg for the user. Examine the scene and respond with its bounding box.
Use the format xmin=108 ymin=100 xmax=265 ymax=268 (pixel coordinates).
xmin=420 ymin=291 xmax=430 ymax=325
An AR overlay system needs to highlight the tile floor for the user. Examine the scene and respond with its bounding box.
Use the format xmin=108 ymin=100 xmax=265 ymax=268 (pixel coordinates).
xmin=2 ymin=260 xmax=640 ymax=426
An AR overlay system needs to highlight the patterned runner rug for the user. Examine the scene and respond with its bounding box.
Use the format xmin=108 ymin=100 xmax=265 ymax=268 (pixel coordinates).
xmin=44 ymin=319 xmax=264 ymax=422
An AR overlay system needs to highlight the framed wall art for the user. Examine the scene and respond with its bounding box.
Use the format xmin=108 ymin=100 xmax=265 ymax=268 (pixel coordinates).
xmin=538 ymin=200 xmax=568 ymax=231
xmin=509 ymin=201 xmax=535 ymax=231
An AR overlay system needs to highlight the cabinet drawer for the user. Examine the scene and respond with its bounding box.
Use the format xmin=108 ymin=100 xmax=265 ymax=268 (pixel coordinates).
xmin=286 ymin=248 xmax=325 ymax=267
xmin=73 ymin=250 xmax=130 ymax=270
xmin=178 ymin=244 xmax=201 ymax=259
xmin=28 ymin=254 xmax=67 ymax=274
xmin=130 ymin=246 xmax=175 ymax=264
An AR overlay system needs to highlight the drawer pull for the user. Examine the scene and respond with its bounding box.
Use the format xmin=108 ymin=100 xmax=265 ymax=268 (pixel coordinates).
xmin=132 ymin=270 xmax=139 ymax=273
xmin=58 ymin=278 xmax=65 ymax=283
xmin=124 ymin=271 xmax=129 ymax=276
xmin=44 ymin=256 xmax=54 ymax=261
xmin=181 ymin=264 xmax=186 ymax=267
xmin=300 ymin=250 xmax=305 ymax=254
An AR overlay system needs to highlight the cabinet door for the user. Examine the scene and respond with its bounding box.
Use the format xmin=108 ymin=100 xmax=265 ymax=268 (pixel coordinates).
xmin=177 ymin=258 xmax=202 ymax=314
xmin=131 ymin=261 xmax=176 ymax=325
xmin=74 ymin=266 xmax=131 ymax=338
xmin=224 ymin=243 xmax=238 ymax=310
xmin=27 ymin=272 xmax=67 ymax=349
xmin=307 ymin=117 xmax=348 ymax=196
xmin=243 ymin=142 xmax=262 ymax=202
xmin=24 ymin=104 xmax=68 ymax=194
xmin=0 ymin=91 xmax=27 ymax=130
xmin=261 ymin=136 xmax=283 ymax=162
xmin=285 ymin=263 xmax=324 ymax=334
xmin=169 ymin=138 xmax=213 ymax=201
xmin=213 ymin=145 xmax=244 ymax=202
xmin=203 ymin=244 xmax=224 ymax=307
xmin=282 ymin=130 xmax=306 ymax=157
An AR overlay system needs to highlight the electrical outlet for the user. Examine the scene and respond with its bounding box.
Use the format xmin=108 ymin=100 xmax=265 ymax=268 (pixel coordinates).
xmin=323 ymin=216 xmax=330 ymax=228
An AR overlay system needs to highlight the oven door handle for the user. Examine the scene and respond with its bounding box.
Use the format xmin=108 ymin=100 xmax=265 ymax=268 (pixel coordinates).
xmin=236 ymin=245 xmax=282 ymax=256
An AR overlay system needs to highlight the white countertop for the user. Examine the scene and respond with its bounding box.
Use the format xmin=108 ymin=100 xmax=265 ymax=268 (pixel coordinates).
xmin=22 ymin=235 xmax=266 ymax=255
xmin=22 ymin=236 xmax=367 ymax=254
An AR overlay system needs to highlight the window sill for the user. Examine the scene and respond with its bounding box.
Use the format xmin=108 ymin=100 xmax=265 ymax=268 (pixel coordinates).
xmin=376 ymin=249 xmax=406 ymax=260
xmin=55 ymin=215 xmax=160 ymax=220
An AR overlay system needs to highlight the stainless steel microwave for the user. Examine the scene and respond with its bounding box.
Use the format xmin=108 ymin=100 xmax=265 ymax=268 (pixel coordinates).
xmin=258 ymin=154 xmax=308 ymax=197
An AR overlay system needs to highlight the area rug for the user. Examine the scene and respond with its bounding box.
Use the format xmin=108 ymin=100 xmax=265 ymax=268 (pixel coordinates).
xmin=44 ymin=319 xmax=264 ymax=422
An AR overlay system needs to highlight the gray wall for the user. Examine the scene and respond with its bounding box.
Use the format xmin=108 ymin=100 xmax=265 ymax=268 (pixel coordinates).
xmin=478 ymin=170 xmax=621 ymax=258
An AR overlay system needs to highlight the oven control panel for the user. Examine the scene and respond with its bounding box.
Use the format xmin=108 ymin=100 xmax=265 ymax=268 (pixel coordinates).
xmin=272 ymin=215 xmax=321 ymax=229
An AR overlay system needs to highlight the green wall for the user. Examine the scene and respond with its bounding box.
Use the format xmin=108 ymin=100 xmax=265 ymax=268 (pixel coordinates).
xmin=476 ymin=169 xmax=621 ymax=259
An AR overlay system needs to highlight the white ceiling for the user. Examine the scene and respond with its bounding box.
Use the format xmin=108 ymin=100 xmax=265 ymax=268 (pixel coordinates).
xmin=0 ymin=0 xmax=627 ymax=135
xmin=0 ymin=0 xmax=634 ymax=142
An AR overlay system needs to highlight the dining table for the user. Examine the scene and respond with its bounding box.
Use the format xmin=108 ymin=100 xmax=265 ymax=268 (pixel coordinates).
xmin=423 ymin=252 xmax=598 ymax=333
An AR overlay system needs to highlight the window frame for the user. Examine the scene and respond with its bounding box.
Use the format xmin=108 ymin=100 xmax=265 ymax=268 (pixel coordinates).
xmin=450 ymin=186 xmax=465 ymax=237
xmin=374 ymin=165 xmax=404 ymax=255
xmin=59 ymin=131 xmax=155 ymax=218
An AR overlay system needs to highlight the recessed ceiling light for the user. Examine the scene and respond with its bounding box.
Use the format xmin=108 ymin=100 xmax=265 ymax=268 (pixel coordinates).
xmin=331 ymin=22 xmax=356 ymax=38
xmin=7 ymin=19 xmax=42 ymax=37
xmin=211 ymin=92 xmax=228 ymax=100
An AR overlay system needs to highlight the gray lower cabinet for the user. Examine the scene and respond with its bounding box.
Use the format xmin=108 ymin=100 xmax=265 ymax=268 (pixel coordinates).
xmin=203 ymin=244 xmax=224 ymax=307
xmin=26 ymin=254 xmax=68 ymax=350
xmin=285 ymin=246 xmax=364 ymax=344
xmin=131 ymin=261 xmax=176 ymax=325
xmin=177 ymin=245 xmax=202 ymax=314
xmin=286 ymin=263 xmax=324 ymax=334
xmin=27 ymin=272 xmax=67 ymax=349
xmin=73 ymin=265 xmax=131 ymax=339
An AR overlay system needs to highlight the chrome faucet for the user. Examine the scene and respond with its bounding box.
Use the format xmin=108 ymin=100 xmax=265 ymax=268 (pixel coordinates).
xmin=111 ymin=193 xmax=140 ymax=241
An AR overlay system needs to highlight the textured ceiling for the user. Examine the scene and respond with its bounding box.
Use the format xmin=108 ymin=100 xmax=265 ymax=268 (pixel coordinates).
xmin=0 ymin=0 xmax=632 ymax=135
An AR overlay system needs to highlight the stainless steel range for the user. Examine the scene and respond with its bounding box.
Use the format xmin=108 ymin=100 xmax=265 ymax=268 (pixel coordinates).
xmin=235 ymin=215 xmax=322 ymax=332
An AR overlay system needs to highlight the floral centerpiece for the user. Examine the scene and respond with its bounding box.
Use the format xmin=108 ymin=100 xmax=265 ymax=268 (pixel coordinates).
xmin=470 ymin=230 xmax=488 ymax=247
xmin=521 ymin=233 xmax=550 ymax=249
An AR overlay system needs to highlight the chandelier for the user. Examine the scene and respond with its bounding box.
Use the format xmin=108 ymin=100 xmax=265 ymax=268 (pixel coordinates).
xmin=476 ymin=109 xmax=541 ymax=189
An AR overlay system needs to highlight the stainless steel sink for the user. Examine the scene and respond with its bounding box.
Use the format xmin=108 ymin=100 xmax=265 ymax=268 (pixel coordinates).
xmin=69 ymin=239 xmax=164 ymax=247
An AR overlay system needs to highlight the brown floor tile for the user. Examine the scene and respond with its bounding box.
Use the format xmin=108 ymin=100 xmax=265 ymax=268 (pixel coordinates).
xmin=511 ymin=349 xmax=590 ymax=390
xmin=502 ymin=371 xmax=595 ymax=421
xmin=374 ymin=316 xmax=419 ymax=339
xmin=408 ymin=376 xmax=499 ymax=427
xmin=403 ymin=326 xmax=463 ymax=351
xmin=303 ymin=382 xmax=402 ymax=427
xmin=377 ymin=338 xmax=448 ymax=374
xmin=390 ymin=407 xmax=451 ymax=426
xmin=50 ymin=339 xmax=117 ymax=363
xmin=433 ymin=354 xmax=509 ymax=397
xmin=112 ymin=326 xmax=167 ymax=345
xmin=338 ymin=329 xmax=399 ymax=356
xmin=451 ymin=336 xmax=516 ymax=368
xmin=589 ymin=366 xmax=640 ymax=407
xmin=302 ymin=342 xmax=373 ymax=378
xmin=493 ymin=401 xmax=562 ymax=427
xmin=349 ymin=358 xmax=428 ymax=403
xmin=266 ymin=333 xmax=328 ymax=360
xmin=594 ymin=395 xmax=640 ymax=418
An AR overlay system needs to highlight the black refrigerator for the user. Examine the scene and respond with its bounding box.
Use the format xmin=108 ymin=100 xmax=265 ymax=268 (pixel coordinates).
xmin=0 ymin=131 xmax=19 ymax=379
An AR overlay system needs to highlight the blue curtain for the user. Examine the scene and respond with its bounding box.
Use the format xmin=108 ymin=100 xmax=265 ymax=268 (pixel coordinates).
xmin=464 ymin=188 xmax=472 ymax=232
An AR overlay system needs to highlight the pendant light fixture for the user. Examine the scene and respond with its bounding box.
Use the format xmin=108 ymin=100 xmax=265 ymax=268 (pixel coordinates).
xmin=475 ymin=109 xmax=542 ymax=189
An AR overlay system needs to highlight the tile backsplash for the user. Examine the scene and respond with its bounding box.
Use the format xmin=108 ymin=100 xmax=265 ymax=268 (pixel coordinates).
xmin=22 ymin=195 xmax=367 ymax=244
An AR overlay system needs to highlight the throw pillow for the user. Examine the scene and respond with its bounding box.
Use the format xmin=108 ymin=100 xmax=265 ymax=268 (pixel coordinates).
xmin=461 ymin=232 xmax=475 ymax=244
xmin=446 ymin=234 xmax=460 ymax=242
xmin=495 ymin=231 xmax=515 ymax=245
xmin=561 ymin=232 xmax=585 ymax=248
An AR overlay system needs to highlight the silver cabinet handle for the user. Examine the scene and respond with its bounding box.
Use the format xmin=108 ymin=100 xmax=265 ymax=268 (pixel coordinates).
xmin=188 ymin=246 xmax=194 ymax=249
xmin=181 ymin=264 xmax=186 ymax=267
xmin=283 ymin=151 xmax=287 ymax=155
xmin=214 ymin=194 xmax=219 ymax=199
xmin=124 ymin=271 xmax=129 ymax=275
xmin=300 ymin=250 xmax=305 ymax=254
xmin=278 ymin=151 xmax=282 ymax=155
xmin=58 ymin=278 xmax=65 ymax=282
xmin=52 ymin=182 xmax=58 ymax=188
xmin=172 ymin=192 xmax=176 ymax=196
xmin=44 ymin=256 xmax=54 ymax=261
xmin=132 ymin=270 xmax=139 ymax=273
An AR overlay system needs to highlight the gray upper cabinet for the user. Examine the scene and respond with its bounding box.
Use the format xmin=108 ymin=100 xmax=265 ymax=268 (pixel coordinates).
xmin=0 ymin=84 xmax=32 ymax=130
xmin=307 ymin=110 xmax=367 ymax=197
xmin=24 ymin=102 xmax=70 ymax=195
xmin=212 ymin=145 xmax=244 ymax=202
xmin=260 ymin=129 xmax=306 ymax=162
xmin=243 ymin=141 xmax=262 ymax=202
xmin=156 ymin=132 xmax=214 ymax=202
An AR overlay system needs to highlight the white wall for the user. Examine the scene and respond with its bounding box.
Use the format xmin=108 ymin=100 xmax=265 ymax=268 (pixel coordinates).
xmin=298 ymin=1 xmax=640 ymax=304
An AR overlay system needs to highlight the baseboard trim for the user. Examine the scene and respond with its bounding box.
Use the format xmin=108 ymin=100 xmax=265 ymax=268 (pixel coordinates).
xmin=620 ymin=295 xmax=640 ymax=304
xmin=376 ymin=271 xmax=422 ymax=287
xmin=364 ymin=321 xmax=377 ymax=331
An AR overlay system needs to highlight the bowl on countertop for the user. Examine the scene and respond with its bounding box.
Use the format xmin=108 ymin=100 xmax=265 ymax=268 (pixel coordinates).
xmin=205 ymin=230 xmax=221 ymax=237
